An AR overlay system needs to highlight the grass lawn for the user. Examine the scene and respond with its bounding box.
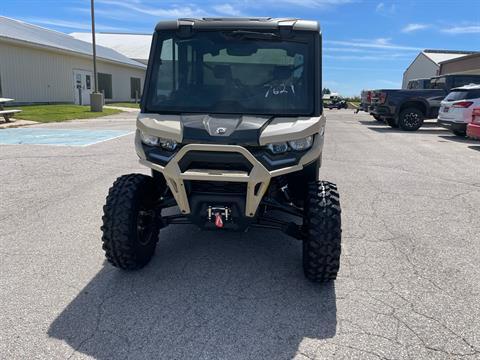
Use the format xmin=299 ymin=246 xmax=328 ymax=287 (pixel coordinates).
xmin=107 ymin=102 xmax=140 ymax=109
xmin=12 ymin=105 xmax=122 ymax=123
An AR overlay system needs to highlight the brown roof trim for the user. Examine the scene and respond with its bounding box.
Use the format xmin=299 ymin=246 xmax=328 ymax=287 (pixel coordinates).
xmin=438 ymin=52 xmax=480 ymax=65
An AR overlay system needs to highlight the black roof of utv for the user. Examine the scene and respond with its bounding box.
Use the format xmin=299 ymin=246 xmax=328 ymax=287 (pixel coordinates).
xmin=155 ymin=18 xmax=320 ymax=32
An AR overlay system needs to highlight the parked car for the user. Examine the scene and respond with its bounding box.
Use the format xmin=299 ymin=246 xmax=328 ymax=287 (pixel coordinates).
xmin=359 ymin=90 xmax=383 ymax=120
xmin=328 ymin=96 xmax=348 ymax=109
xmin=359 ymin=90 xmax=372 ymax=112
xmin=467 ymin=108 xmax=480 ymax=140
xmin=406 ymin=78 xmax=431 ymax=90
xmin=437 ymin=84 xmax=480 ymax=136
xmin=370 ymin=74 xmax=480 ymax=131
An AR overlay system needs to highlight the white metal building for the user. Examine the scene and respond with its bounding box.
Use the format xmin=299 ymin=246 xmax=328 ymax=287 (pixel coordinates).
xmin=0 ymin=17 xmax=147 ymax=105
xmin=70 ymin=32 xmax=152 ymax=65
xmin=402 ymin=50 xmax=476 ymax=89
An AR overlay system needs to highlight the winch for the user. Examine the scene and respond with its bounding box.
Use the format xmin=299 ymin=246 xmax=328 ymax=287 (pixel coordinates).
xmin=207 ymin=206 xmax=231 ymax=228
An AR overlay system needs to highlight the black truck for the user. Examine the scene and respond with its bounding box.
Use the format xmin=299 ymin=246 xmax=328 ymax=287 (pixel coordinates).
xmin=371 ymin=74 xmax=480 ymax=131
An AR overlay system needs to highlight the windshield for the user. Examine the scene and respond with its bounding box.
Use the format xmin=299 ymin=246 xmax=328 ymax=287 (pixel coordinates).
xmin=144 ymin=31 xmax=316 ymax=116
xmin=445 ymin=89 xmax=480 ymax=101
xmin=445 ymin=91 xmax=469 ymax=101
xmin=408 ymin=80 xmax=430 ymax=89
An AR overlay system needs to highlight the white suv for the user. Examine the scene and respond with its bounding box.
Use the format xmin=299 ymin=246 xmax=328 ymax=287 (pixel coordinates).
xmin=438 ymin=84 xmax=480 ymax=136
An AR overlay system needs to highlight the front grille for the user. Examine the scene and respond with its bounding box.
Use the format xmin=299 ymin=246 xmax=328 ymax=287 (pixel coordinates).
xmin=178 ymin=151 xmax=253 ymax=173
xmin=188 ymin=181 xmax=247 ymax=194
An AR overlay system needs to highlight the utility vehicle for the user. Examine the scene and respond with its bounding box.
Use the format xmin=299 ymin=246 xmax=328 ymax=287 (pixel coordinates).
xmin=101 ymin=18 xmax=341 ymax=282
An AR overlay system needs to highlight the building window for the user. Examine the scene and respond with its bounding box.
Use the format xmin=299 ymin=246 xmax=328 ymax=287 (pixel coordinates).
xmin=130 ymin=77 xmax=141 ymax=100
xmin=98 ymin=73 xmax=112 ymax=99
xmin=0 ymin=72 xmax=3 ymax=97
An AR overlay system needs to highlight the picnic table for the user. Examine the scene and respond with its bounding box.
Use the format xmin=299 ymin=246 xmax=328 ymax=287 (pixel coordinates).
xmin=0 ymin=98 xmax=22 ymax=123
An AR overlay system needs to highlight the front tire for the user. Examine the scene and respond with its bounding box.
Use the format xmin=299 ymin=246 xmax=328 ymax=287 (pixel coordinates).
xmin=398 ymin=107 xmax=424 ymax=131
xmin=101 ymin=174 xmax=160 ymax=270
xmin=303 ymin=181 xmax=342 ymax=282
xmin=453 ymin=129 xmax=466 ymax=137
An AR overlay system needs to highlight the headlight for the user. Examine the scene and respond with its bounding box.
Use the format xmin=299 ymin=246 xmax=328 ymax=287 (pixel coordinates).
xmin=140 ymin=131 xmax=177 ymax=151
xmin=288 ymin=136 xmax=313 ymax=151
xmin=159 ymin=137 xmax=177 ymax=151
xmin=267 ymin=142 xmax=289 ymax=154
xmin=266 ymin=136 xmax=314 ymax=154
xmin=139 ymin=131 xmax=159 ymax=146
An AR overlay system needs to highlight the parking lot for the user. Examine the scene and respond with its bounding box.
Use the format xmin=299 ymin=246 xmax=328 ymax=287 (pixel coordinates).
xmin=1 ymin=109 xmax=479 ymax=359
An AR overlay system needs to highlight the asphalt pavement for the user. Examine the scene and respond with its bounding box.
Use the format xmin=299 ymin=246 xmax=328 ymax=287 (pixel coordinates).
xmin=1 ymin=110 xmax=479 ymax=359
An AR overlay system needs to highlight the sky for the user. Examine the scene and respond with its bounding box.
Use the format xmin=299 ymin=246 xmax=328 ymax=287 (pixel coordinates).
xmin=1 ymin=0 xmax=479 ymax=96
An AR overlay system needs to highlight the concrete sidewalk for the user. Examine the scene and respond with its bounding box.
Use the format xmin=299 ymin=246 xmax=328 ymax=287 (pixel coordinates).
xmin=104 ymin=105 xmax=140 ymax=112
xmin=0 ymin=119 xmax=38 ymax=129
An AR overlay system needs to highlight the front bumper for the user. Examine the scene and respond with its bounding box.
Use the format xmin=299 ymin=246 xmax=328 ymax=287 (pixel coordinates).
xmin=136 ymin=134 xmax=323 ymax=217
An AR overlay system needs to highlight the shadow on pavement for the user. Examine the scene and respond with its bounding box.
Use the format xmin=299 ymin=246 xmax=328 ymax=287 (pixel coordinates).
xmin=357 ymin=120 xmax=382 ymax=125
xmin=48 ymin=226 xmax=337 ymax=359
xmin=367 ymin=126 xmax=448 ymax=134
xmin=468 ymin=145 xmax=480 ymax=152
xmin=358 ymin=119 xmax=440 ymax=125
xmin=438 ymin=135 xmax=480 ymax=145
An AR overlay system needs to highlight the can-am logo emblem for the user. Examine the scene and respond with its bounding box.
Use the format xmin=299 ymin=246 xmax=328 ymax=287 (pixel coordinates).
xmin=215 ymin=127 xmax=227 ymax=135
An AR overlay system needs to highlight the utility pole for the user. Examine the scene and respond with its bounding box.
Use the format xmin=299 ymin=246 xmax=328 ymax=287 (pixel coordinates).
xmin=91 ymin=0 xmax=98 ymax=93
xmin=90 ymin=0 xmax=103 ymax=111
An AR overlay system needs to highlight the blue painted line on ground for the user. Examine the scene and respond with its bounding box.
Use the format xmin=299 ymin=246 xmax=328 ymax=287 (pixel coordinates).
xmin=0 ymin=128 xmax=132 ymax=146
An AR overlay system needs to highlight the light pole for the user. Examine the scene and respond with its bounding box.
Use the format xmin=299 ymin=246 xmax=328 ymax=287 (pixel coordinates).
xmin=90 ymin=0 xmax=104 ymax=111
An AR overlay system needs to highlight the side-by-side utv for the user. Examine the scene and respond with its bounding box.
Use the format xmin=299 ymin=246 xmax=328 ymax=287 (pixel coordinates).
xmin=101 ymin=18 xmax=342 ymax=282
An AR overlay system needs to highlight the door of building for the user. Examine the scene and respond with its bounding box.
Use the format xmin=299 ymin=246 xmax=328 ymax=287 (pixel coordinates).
xmin=73 ymin=70 xmax=93 ymax=105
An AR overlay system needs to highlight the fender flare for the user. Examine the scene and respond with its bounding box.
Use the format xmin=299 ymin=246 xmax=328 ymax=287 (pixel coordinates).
xmin=395 ymin=98 xmax=430 ymax=117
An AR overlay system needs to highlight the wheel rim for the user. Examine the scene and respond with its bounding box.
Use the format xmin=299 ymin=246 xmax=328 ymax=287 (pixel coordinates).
xmin=404 ymin=112 xmax=421 ymax=128
xmin=137 ymin=208 xmax=156 ymax=246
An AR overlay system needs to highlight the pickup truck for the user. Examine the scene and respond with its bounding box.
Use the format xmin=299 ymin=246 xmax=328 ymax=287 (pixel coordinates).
xmin=359 ymin=90 xmax=375 ymax=114
xmin=371 ymin=74 xmax=480 ymax=131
